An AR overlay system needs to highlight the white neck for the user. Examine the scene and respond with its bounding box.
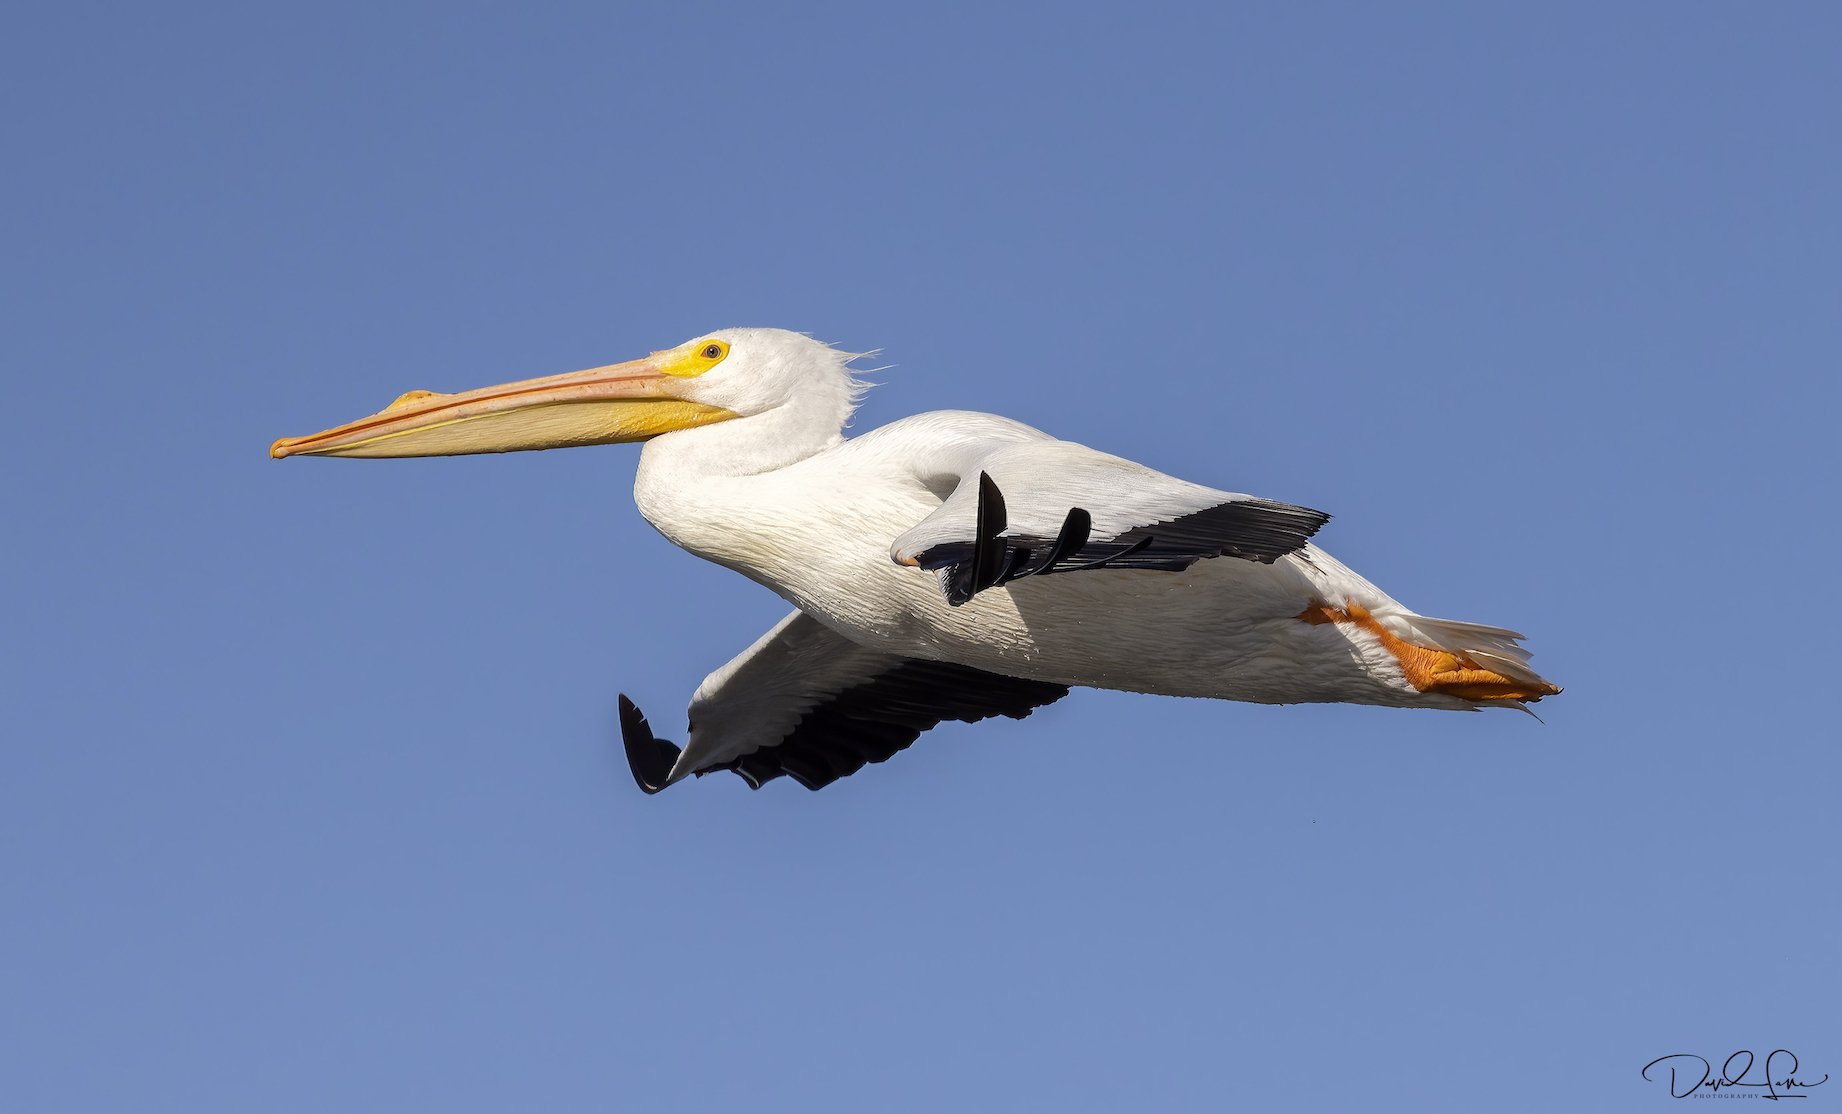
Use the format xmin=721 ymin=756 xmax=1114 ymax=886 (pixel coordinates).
xmin=638 ymin=388 xmax=847 ymax=480
xmin=631 ymin=391 xmax=852 ymax=570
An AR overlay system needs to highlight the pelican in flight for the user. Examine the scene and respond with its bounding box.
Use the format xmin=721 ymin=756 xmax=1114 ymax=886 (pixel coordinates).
xmin=273 ymin=328 xmax=1559 ymax=793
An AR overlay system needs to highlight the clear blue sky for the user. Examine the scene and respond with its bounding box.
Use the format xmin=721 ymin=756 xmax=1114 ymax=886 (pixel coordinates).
xmin=4 ymin=3 xmax=1837 ymax=1111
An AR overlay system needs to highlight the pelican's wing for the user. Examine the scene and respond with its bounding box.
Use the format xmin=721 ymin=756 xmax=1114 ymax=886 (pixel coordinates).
xmin=619 ymin=610 xmax=1069 ymax=793
xmin=890 ymin=435 xmax=1331 ymax=606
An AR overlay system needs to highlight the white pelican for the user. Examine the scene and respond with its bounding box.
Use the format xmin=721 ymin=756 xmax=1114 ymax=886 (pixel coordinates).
xmin=272 ymin=328 xmax=1559 ymax=793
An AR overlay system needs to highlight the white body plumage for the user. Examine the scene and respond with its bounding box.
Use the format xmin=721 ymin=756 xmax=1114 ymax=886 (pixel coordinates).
xmin=639 ymin=407 xmax=1518 ymax=711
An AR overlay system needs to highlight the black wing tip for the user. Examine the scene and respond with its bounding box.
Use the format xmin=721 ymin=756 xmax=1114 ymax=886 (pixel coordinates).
xmin=1294 ymin=503 xmax=1333 ymax=538
xmin=1143 ymin=498 xmax=1334 ymax=565
xmin=916 ymin=477 xmax=1334 ymax=604
xmin=618 ymin=693 xmax=682 ymax=796
xmin=1256 ymin=501 xmax=1332 ymax=560
xmin=968 ymin=471 xmax=1009 ymax=599
xmin=916 ymin=474 xmax=1012 ymax=606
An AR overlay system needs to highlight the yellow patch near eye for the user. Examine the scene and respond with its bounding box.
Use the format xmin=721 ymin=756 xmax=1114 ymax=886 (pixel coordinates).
xmin=658 ymin=339 xmax=731 ymax=378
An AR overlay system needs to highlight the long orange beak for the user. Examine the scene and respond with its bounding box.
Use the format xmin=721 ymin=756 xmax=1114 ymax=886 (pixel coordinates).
xmin=270 ymin=353 xmax=739 ymax=459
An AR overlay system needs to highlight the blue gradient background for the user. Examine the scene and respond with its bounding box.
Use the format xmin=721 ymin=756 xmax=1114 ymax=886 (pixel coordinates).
xmin=4 ymin=3 xmax=1837 ymax=1110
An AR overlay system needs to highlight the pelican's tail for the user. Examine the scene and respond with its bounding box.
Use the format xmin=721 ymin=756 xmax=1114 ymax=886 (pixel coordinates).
xmin=1386 ymin=611 xmax=1560 ymax=703
xmin=1299 ymin=602 xmax=1561 ymax=706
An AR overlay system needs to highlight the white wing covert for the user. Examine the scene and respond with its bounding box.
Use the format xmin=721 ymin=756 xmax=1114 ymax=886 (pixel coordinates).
xmin=618 ymin=611 xmax=1068 ymax=793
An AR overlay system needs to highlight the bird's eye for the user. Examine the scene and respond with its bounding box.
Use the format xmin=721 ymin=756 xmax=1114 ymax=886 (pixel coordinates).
xmin=702 ymin=343 xmax=724 ymax=359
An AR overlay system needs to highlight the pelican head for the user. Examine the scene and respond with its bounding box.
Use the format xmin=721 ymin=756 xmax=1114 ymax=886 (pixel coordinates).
xmin=270 ymin=328 xmax=859 ymax=460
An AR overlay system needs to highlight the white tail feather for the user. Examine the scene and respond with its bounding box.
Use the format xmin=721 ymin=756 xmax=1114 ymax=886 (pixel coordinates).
xmin=1378 ymin=612 xmax=1552 ymax=690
